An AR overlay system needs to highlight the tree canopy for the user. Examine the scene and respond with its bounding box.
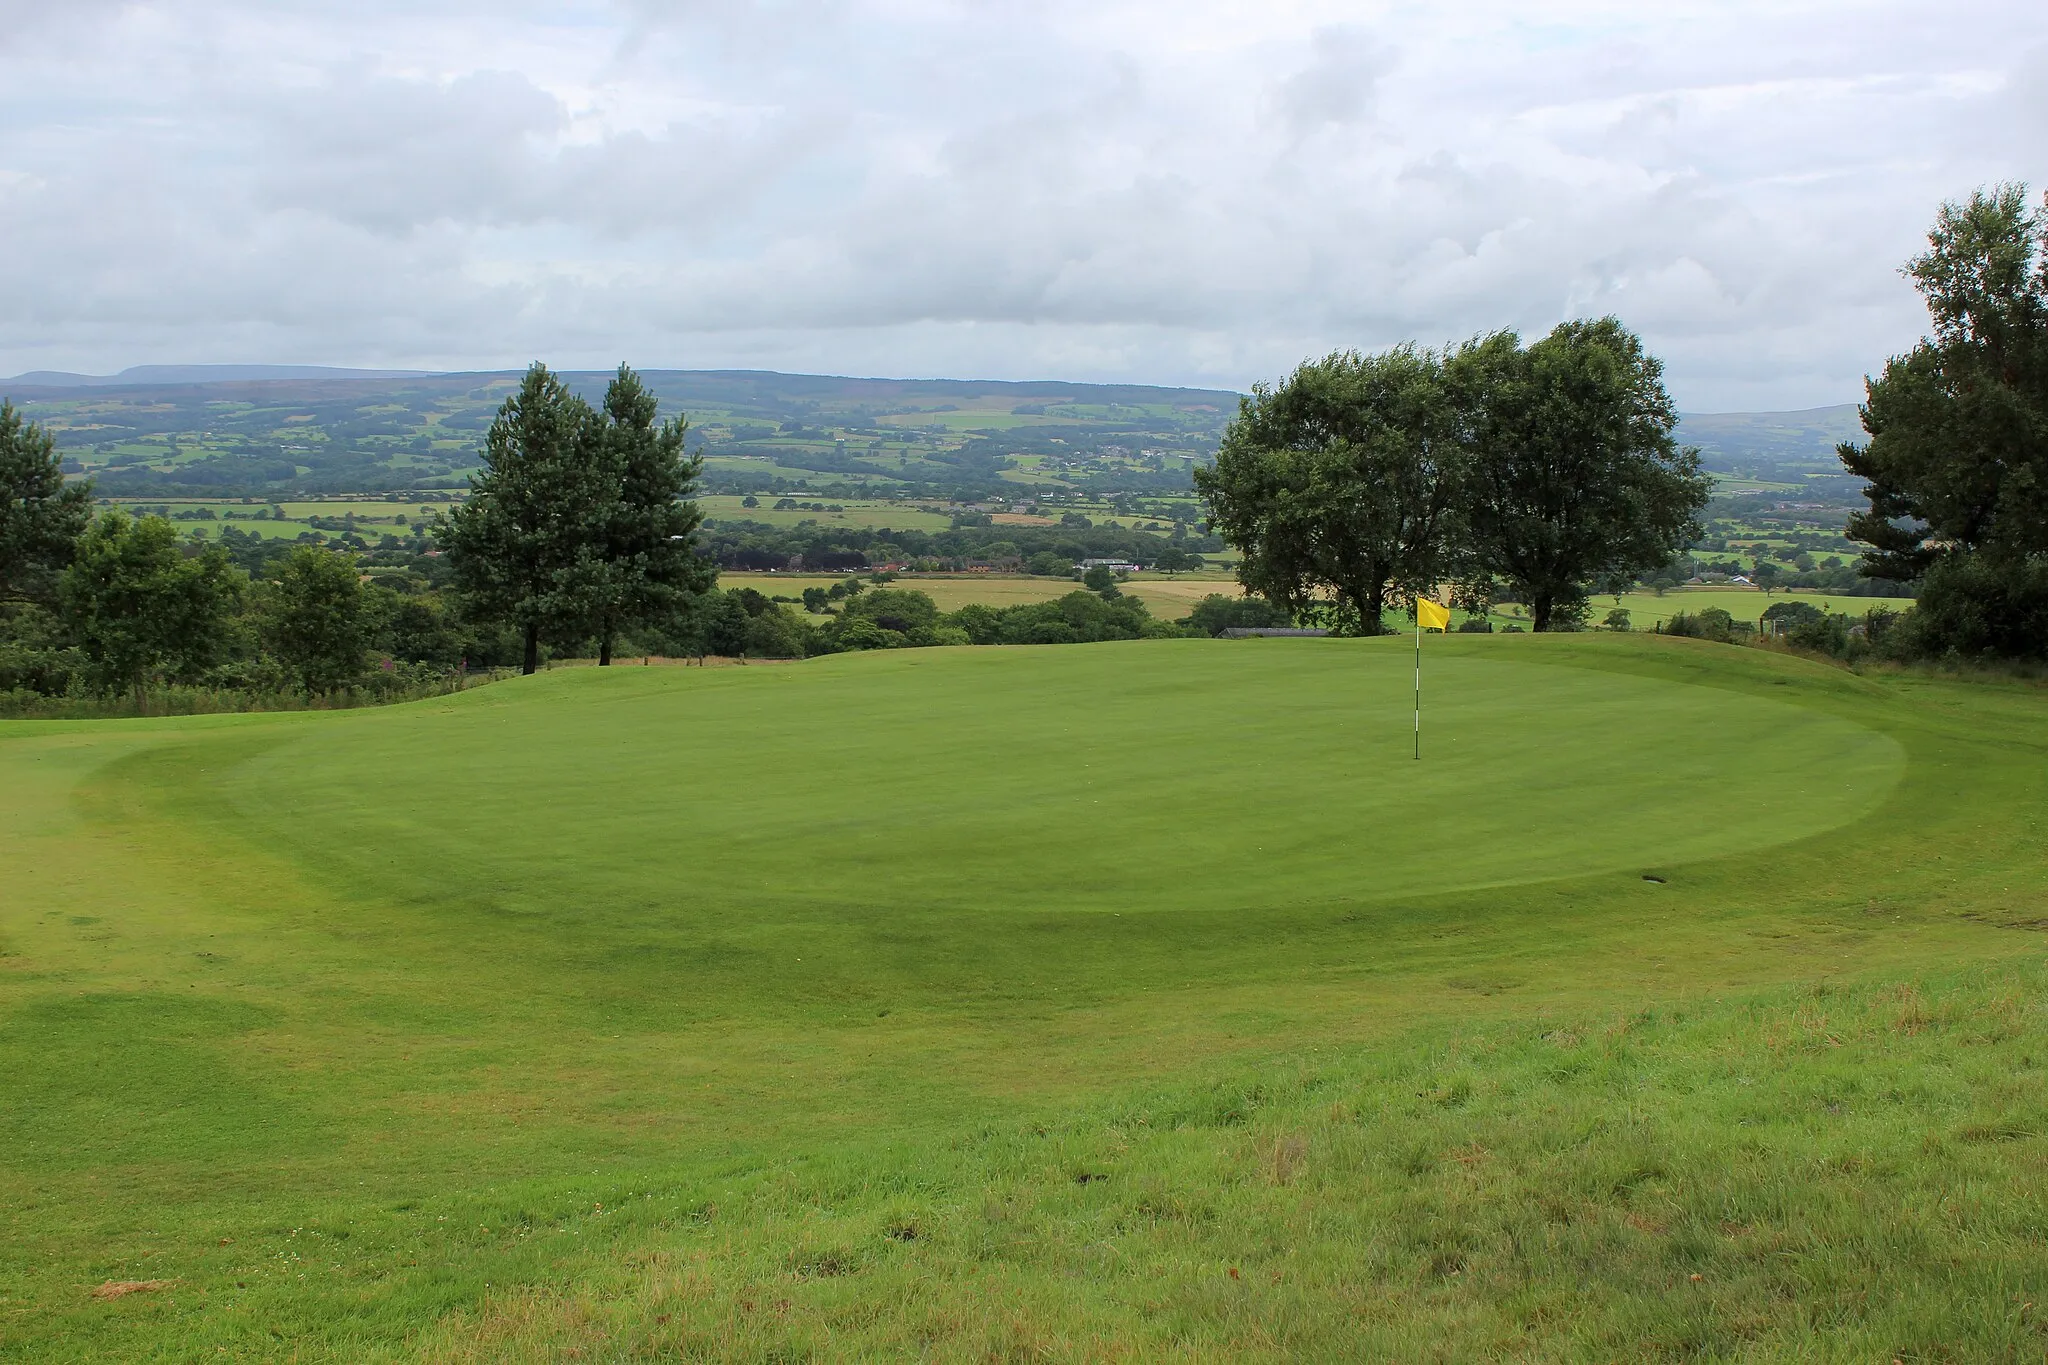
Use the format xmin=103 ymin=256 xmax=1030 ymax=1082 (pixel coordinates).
xmin=440 ymin=362 xmax=711 ymax=672
xmin=59 ymin=510 xmax=241 ymax=704
xmin=1200 ymin=322 xmax=1706 ymax=633
xmin=1456 ymin=320 xmax=1709 ymax=632
xmin=1 ymin=399 xmax=95 ymax=606
xmin=1843 ymin=189 xmax=2046 ymax=569
xmin=1198 ymin=347 xmax=1463 ymax=635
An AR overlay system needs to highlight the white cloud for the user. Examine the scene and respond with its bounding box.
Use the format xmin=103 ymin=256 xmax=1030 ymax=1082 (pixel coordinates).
xmin=0 ymin=0 xmax=2042 ymax=407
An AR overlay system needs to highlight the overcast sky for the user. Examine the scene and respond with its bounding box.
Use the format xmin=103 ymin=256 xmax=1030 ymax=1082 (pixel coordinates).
xmin=1 ymin=1 xmax=2043 ymax=409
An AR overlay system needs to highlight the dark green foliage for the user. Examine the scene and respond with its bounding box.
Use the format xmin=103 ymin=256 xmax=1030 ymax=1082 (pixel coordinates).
xmin=1839 ymin=186 xmax=2048 ymax=659
xmin=743 ymin=606 xmax=810 ymax=658
xmin=557 ymin=366 xmax=715 ymax=666
xmin=840 ymin=587 xmax=941 ymax=635
xmin=958 ymin=590 xmax=1170 ymax=645
xmin=1761 ymin=600 xmax=1825 ymax=630
xmin=1456 ymin=320 xmax=1710 ymax=632
xmin=1842 ymin=186 xmax=2048 ymax=580
xmin=1081 ymin=565 xmax=1121 ymax=598
xmin=1889 ymin=551 xmax=2048 ymax=660
xmin=58 ymin=510 xmax=242 ymax=702
xmin=1199 ymin=347 xmax=1463 ymax=636
xmin=1658 ymin=607 xmax=1742 ymax=643
xmin=264 ymin=545 xmax=368 ymax=694
xmin=0 ymin=399 xmax=94 ymax=605
xmin=440 ymin=363 xmax=610 ymax=674
xmin=1183 ymin=593 xmax=1291 ymax=637
xmin=1785 ymin=611 xmax=1854 ymax=656
xmin=1026 ymin=551 xmax=1074 ymax=576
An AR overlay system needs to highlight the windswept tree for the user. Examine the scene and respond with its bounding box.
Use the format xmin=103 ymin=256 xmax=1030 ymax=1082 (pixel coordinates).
xmin=1198 ymin=346 xmax=1465 ymax=635
xmin=1454 ymin=320 xmax=1708 ymax=632
xmin=1 ymin=399 xmax=94 ymax=606
xmin=440 ymin=363 xmax=612 ymax=674
xmin=561 ymin=366 xmax=715 ymax=665
xmin=1840 ymin=184 xmax=2048 ymax=657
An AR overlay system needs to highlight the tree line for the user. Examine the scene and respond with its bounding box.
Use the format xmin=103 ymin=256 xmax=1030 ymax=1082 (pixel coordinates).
xmin=1197 ymin=317 xmax=1712 ymax=634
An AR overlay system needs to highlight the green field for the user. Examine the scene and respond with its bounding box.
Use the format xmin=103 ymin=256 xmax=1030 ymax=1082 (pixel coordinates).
xmin=696 ymin=497 xmax=956 ymax=532
xmin=725 ymin=571 xmax=1242 ymax=616
xmin=4 ymin=638 xmax=2045 ymax=1360
xmin=1545 ymin=587 xmax=1921 ymax=631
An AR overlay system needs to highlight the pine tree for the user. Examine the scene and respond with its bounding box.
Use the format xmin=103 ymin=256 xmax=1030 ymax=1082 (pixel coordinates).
xmin=440 ymin=363 xmax=610 ymax=674
xmin=564 ymin=366 xmax=714 ymax=665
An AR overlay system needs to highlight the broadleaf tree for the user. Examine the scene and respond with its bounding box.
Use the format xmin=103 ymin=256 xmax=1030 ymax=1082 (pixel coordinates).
xmin=1453 ymin=320 xmax=1709 ymax=632
xmin=58 ymin=510 xmax=242 ymax=707
xmin=1198 ymin=346 xmax=1466 ymax=636
xmin=1 ymin=399 xmax=95 ymax=606
xmin=266 ymin=545 xmax=368 ymax=694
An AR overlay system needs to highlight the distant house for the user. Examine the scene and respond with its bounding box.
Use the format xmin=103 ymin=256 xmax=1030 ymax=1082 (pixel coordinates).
xmin=1079 ymin=558 xmax=1139 ymax=573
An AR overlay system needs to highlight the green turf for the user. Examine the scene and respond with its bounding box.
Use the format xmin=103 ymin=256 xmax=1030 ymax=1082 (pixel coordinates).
xmin=2 ymin=636 xmax=2044 ymax=1361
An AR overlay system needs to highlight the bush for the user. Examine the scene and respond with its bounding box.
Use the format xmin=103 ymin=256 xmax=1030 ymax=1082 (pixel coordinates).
xmin=744 ymin=608 xmax=809 ymax=659
xmin=1025 ymin=551 xmax=1074 ymax=577
xmin=1183 ymin=593 xmax=1290 ymax=637
xmin=839 ymin=588 xmax=941 ymax=634
xmin=1456 ymin=617 xmax=1493 ymax=633
xmin=835 ymin=616 xmax=902 ymax=651
xmin=1660 ymin=607 xmax=1742 ymax=643
xmin=1886 ymin=552 xmax=2048 ymax=661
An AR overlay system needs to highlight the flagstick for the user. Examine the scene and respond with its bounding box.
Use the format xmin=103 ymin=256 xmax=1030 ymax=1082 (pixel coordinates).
xmin=1414 ymin=617 xmax=1423 ymax=760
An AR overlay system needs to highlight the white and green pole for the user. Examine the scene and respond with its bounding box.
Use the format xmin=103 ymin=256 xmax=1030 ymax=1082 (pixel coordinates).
xmin=1414 ymin=611 xmax=1422 ymax=761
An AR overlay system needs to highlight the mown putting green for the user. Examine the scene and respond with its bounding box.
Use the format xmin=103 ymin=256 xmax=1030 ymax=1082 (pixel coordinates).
xmin=2 ymin=636 xmax=2043 ymax=1361
xmin=206 ymin=642 xmax=1898 ymax=921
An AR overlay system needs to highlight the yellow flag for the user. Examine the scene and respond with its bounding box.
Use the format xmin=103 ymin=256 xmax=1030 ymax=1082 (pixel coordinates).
xmin=1416 ymin=597 xmax=1451 ymax=632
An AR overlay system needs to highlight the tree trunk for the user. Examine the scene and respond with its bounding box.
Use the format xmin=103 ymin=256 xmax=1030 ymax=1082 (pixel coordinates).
xmin=1360 ymin=584 xmax=1387 ymax=637
xmin=599 ymin=633 xmax=612 ymax=667
xmin=1532 ymin=595 xmax=1553 ymax=632
xmin=522 ymin=623 xmax=539 ymax=675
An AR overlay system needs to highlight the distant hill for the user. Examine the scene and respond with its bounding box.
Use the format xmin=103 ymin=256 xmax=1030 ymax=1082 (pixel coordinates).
xmin=1673 ymin=405 xmax=1864 ymax=477
xmin=4 ymin=362 xmax=1866 ymax=499
xmin=4 ymin=364 xmax=439 ymax=388
xmin=7 ymin=367 xmax=1239 ymax=500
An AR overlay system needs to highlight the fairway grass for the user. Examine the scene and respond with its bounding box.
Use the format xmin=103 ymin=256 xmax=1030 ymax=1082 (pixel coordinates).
xmin=3 ymin=637 xmax=2045 ymax=1361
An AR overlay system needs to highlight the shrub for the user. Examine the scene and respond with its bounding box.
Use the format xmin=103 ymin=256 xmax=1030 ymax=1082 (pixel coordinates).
xmin=1026 ymin=551 xmax=1075 ymax=577
xmin=1183 ymin=594 xmax=1290 ymax=637
xmin=1886 ymin=552 xmax=2048 ymax=661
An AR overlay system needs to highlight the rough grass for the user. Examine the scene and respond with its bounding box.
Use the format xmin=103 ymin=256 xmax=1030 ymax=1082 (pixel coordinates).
xmin=1 ymin=635 xmax=2044 ymax=1361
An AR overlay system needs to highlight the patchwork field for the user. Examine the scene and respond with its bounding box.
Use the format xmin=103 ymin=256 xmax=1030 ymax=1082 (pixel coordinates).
xmin=725 ymin=571 xmax=1241 ymax=616
xmin=728 ymin=574 xmax=1916 ymax=629
xmin=2 ymin=637 xmax=2044 ymax=1360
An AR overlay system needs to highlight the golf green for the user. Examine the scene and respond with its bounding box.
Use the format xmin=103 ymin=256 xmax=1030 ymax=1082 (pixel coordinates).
xmin=196 ymin=638 xmax=1900 ymax=927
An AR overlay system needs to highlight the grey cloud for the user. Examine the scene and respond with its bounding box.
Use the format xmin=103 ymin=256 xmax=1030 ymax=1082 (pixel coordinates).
xmin=0 ymin=0 xmax=2044 ymax=408
xmin=1273 ymin=26 xmax=1393 ymax=134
